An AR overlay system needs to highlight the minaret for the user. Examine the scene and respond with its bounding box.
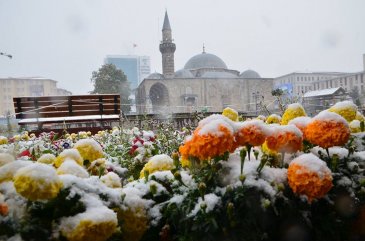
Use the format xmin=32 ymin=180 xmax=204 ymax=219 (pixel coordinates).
xmin=159 ymin=11 xmax=176 ymax=77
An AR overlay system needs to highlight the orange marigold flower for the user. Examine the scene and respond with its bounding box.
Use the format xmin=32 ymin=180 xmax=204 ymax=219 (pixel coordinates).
xmin=305 ymin=111 xmax=350 ymax=149
xmin=266 ymin=125 xmax=303 ymax=153
xmin=0 ymin=203 xmax=8 ymax=216
xmin=288 ymin=116 xmax=311 ymax=140
xmin=235 ymin=120 xmax=270 ymax=147
xmin=287 ymin=153 xmax=333 ymax=203
xmin=179 ymin=115 xmax=236 ymax=161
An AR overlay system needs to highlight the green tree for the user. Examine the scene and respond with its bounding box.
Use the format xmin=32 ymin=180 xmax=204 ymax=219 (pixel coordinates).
xmin=90 ymin=64 xmax=131 ymax=113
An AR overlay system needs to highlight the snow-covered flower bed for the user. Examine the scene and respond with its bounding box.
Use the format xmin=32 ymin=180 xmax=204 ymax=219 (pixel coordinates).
xmin=0 ymin=101 xmax=365 ymax=241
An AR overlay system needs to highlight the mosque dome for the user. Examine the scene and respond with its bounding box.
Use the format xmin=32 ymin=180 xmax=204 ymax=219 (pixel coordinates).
xmin=174 ymin=69 xmax=194 ymax=78
xmin=240 ymin=69 xmax=261 ymax=78
xmin=184 ymin=52 xmax=227 ymax=70
xmin=147 ymin=72 xmax=165 ymax=79
xmin=201 ymin=71 xmax=237 ymax=78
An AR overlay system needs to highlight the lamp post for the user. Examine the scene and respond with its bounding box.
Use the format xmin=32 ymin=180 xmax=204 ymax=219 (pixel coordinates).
xmin=252 ymin=91 xmax=260 ymax=116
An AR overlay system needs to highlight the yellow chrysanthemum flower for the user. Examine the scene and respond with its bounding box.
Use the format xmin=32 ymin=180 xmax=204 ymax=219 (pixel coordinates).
xmin=37 ymin=153 xmax=56 ymax=164
xmin=0 ymin=153 xmax=15 ymax=167
xmin=180 ymin=157 xmax=191 ymax=168
xmin=117 ymin=206 xmax=148 ymax=241
xmin=266 ymin=114 xmax=281 ymax=124
xmin=21 ymin=134 xmax=30 ymax=141
xmin=100 ymin=172 xmax=121 ymax=188
xmin=355 ymin=111 xmax=365 ymax=122
xmin=78 ymin=131 xmax=88 ymax=139
xmin=140 ymin=154 xmax=175 ymax=178
xmin=0 ymin=161 xmax=31 ymax=183
xmin=74 ymin=139 xmax=103 ymax=162
xmin=60 ymin=206 xmax=118 ymax=241
xmin=55 ymin=149 xmax=83 ymax=168
xmin=57 ymin=159 xmax=89 ymax=178
xmin=349 ymin=120 xmax=361 ymax=133
xmin=261 ymin=141 xmax=278 ymax=156
xmin=222 ymin=107 xmax=239 ymax=121
xmin=256 ymin=115 xmax=266 ymax=122
xmin=328 ymin=100 xmax=357 ymax=122
xmin=87 ymin=158 xmax=107 ymax=176
xmin=13 ymin=163 xmax=62 ymax=201
xmin=0 ymin=136 xmax=8 ymax=145
xmin=281 ymin=103 xmax=307 ymax=125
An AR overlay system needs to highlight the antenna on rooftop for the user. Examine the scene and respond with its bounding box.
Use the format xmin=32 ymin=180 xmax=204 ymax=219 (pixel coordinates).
xmin=202 ymin=43 xmax=205 ymax=53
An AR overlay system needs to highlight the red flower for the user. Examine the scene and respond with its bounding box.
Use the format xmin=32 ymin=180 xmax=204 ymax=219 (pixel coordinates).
xmin=129 ymin=145 xmax=139 ymax=155
xmin=17 ymin=149 xmax=35 ymax=161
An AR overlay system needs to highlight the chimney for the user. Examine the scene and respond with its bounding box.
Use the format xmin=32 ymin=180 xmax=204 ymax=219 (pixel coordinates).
xmin=363 ymin=54 xmax=365 ymax=72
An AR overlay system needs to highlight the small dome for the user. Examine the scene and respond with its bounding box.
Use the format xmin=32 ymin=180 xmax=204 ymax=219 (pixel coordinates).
xmin=174 ymin=69 xmax=194 ymax=78
xmin=240 ymin=69 xmax=261 ymax=78
xmin=146 ymin=72 xmax=164 ymax=79
xmin=201 ymin=71 xmax=237 ymax=78
xmin=184 ymin=52 xmax=227 ymax=70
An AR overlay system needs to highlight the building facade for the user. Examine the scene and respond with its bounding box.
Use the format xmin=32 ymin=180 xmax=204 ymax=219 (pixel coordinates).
xmin=105 ymin=55 xmax=151 ymax=90
xmin=274 ymin=54 xmax=365 ymax=98
xmin=0 ymin=77 xmax=72 ymax=117
xmin=302 ymin=87 xmax=350 ymax=115
xmin=136 ymin=11 xmax=274 ymax=114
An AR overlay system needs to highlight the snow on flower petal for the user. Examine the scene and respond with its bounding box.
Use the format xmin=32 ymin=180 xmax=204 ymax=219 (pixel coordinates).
xmin=56 ymin=159 xmax=89 ymax=178
xmin=55 ymin=149 xmax=83 ymax=168
xmin=328 ymin=100 xmax=357 ymax=122
xmin=37 ymin=153 xmax=56 ymax=164
xmin=13 ymin=163 xmax=62 ymax=201
xmin=281 ymin=103 xmax=307 ymax=125
xmin=0 ymin=161 xmax=32 ymax=183
xmin=305 ymin=111 xmax=350 ymax=149
xmin=140 ymin=154 xmax=175 ymax=178
xmin=222 ymin=107 xmax=239 ymax=121
xmin=287 ymin=153 xmax=333 ymax=203
xmin=100 ymin=172 xmax=121 ymax=188
xmin=0 ymin=153 xmax=15 ymax=167
xmin=266 ymin=114 xmax=282 ymax=124
xmin=59 ymin=206 xmax=118 ymax=241
xmin=74 ymin=138 xmax=104 ymax=162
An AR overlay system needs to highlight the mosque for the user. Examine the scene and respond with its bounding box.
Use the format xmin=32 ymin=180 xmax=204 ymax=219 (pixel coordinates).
xmin=136 ymin=11 xmax=275 ymax=114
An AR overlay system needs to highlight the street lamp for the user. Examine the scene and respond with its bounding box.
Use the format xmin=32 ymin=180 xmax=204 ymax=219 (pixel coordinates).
xmin=252 ymin=91 xmax=260 ymax=115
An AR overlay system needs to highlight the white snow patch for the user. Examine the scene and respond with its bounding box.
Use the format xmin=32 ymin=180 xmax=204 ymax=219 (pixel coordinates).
xmin=189 ymin=193 xmax=221 ymax=217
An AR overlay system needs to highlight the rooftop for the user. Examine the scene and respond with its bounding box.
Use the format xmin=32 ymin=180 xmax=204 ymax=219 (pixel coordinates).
xmin=303 ymin=87 xmax=345 ymax=98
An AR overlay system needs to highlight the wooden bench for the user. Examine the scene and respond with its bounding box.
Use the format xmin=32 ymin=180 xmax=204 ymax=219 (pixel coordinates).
xmin=13 ymin=94 xmax=121 ymax=135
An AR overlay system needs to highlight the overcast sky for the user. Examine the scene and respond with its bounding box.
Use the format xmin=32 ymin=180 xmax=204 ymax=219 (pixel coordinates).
xmin=1 ymin=0 xmax=365 ymax=94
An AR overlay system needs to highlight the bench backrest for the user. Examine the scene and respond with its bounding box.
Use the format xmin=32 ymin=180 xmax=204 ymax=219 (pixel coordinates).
xmin=13 ymin=94 xmax=120 ymax=119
